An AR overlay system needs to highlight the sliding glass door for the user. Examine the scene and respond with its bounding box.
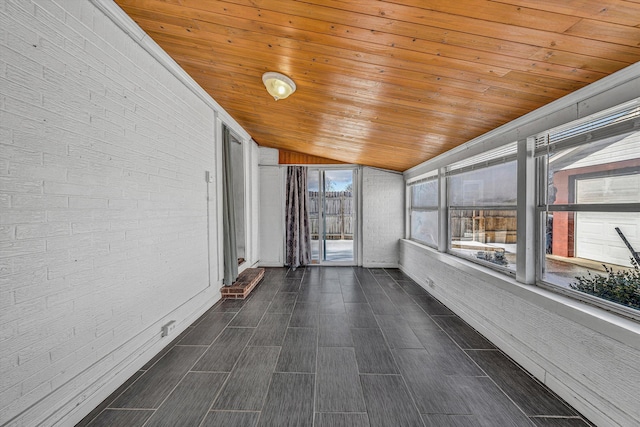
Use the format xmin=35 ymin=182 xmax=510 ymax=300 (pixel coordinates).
xmin=308 ymin=168 xmax=357 ymax=264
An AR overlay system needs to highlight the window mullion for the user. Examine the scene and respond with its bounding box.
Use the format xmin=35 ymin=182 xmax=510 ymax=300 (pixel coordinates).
xmin=517 ymin=138 xmax=536 ymax=285
xmin=438 ymin=167 xmax=447 ymax=253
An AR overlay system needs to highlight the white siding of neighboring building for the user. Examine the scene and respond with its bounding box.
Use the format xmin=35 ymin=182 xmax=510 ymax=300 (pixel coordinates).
xmin=575 ymin=173 xmax=640 ymax=267
xmin=563 ymin=132 xmax=640 ymax=169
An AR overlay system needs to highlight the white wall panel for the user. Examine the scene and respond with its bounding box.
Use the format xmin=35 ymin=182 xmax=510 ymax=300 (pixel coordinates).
xmin=258 ymin=166 xmax=284 ymax=266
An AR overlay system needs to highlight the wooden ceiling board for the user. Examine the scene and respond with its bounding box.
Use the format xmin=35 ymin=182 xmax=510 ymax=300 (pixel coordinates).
xmin=175 ymin=54 xmax=534 ymax=122
xmin=219 ymin=0 xmax=640 ymax=62
xmin=115 ymin=0 xmax=640 ymax=171
xmin=190 ymin=78 xmax=505 ymax=144
xmin=279 ymin=149 xmax=348 ymax=165
xmin=208 ymin=95 xmax=503 ymax=141
xmin=126 ymin=0 xmax=629 ymax=77
xmin=152 ymin=29 xmax=575 ymax=102
xmin=130 ymin=4 xmax=614 ymax=100
xmin=180 ymin=60 xmax=538 ymax=120
xmin=487 ymin=0 xmax=640 ymax=26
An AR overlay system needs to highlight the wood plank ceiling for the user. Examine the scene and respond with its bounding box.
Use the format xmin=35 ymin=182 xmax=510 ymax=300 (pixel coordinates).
xmin=115 ymin=0 xmax=640 ymax=171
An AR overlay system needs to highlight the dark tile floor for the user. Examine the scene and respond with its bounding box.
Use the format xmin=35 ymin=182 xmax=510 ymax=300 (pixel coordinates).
xmin=78 ymin=267 xmax=594 ymax=427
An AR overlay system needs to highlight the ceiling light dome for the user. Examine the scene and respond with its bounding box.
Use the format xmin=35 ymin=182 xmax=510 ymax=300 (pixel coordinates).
xmin=262 ymin=72 xmax=296 ymax=101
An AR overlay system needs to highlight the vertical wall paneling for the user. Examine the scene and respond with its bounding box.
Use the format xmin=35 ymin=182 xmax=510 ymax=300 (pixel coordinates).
xmin=258 ymin=166 xmax=285 ymax=266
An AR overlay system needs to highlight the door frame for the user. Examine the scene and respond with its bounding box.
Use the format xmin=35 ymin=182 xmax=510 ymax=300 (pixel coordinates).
xmin=307 ymin=166 xmax=361 ymax=266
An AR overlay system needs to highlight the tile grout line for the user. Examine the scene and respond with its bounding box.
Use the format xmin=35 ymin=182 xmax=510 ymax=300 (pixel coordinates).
xmin=200 ymin=270 xmax=283 ymax=427
xmin=86 ymin=325 xmax=195 ymax=426
xmin=350 ymin=266 xmax=372 ymax=386
xmin=463 ymin=346 xmax=590 ymax=423
xmin=310 ymin=266 xmax=320 ymax=427
xmin=405 ymin=275 xmax=515 ymax=425
xmin=198 ymin=271 xmax=279 ymax=427
xmin=138 ymin=301 xmax=239 ymax=427
xmin=373 ymin=268 xmax=428 ymax=427
xmin=82 ymin=267 xmax=594 ymax=427
xmin=88 ymin=343 xmax=185 ymax=426
xmin=253 ymin=267 xmax=298 ymax=427
xmin=404 ymin=271 xmax=569 ymax=426
xmin=352 ymin=268 xmax=423 ymax=424
xmin=84 ymin=269 xmax=320 ymax=426
xmin=391 ymin=267 xmax=593 ymax=426
xmin=194 ymin=271 xmax=284 ymax=426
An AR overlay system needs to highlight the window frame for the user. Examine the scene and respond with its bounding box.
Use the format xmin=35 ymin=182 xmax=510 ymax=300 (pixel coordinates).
xmin=403 ymin=97 xmax=640 ymax=321
xmin=534 ymin=102 xmax=640 ymax=321
xmin=407 ymin=174 xmax=439 ymax=248
xmin=445 ymin=145 xmax=519 ymax=275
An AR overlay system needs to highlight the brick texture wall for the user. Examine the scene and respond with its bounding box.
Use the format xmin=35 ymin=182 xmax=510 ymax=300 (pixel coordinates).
xmin=362 ymin=167 xmax=404 ymax=267
xmin=1 ymin=1 xmax=221 ymax=425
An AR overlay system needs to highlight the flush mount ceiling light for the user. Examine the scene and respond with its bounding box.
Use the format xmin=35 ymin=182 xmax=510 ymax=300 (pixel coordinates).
xmin=262 ymin=72 xmax=296 ymax=101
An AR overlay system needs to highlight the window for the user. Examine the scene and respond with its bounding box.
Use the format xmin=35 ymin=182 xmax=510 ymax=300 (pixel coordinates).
xmin=447 ymin=143 xmax=518 ymax=272
xmin=536 ymin=100 xmax=640 ymax=313
xmin=404 ymin=98 xmax=640 ymax=317
xmin=409 ymin=176 xmax=438 ymax=247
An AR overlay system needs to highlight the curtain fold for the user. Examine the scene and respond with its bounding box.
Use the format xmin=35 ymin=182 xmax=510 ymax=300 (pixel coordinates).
xmin=285 ymin=166 xmax=312 ymax=269
xmin=222 ymin=125 xmax=238 ymax=286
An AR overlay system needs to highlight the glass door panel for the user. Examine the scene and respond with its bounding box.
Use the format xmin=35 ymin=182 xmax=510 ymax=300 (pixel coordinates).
xmin=307 ymin=168 xmax=356 ymax=264
xmin=323 ymin=170 xmax=354 ymax=262
xmin=307 ymin=170 xmax=321 ymax=263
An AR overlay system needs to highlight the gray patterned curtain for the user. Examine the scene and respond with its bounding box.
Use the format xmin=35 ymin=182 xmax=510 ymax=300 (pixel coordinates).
xmin=222 ymin=125 xmax=238 ymax=285
xmin=285 ymin=166 xmax=312 ymax=269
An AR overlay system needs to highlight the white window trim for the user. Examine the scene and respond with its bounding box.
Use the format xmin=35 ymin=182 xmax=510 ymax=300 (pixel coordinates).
xmin=403 ymin=100 xmax=640 ymax=321
xmin=407 ymin=174 xmax=439 ymax=248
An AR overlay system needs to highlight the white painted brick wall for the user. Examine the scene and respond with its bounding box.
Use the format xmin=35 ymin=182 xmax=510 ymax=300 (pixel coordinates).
xmin=400 ymin=240 xmax=640 ymax=427
xmin=362 ymin=167 xmax=404 ymax=267
xmin=0 ymin=1 xmax=222 ymax=425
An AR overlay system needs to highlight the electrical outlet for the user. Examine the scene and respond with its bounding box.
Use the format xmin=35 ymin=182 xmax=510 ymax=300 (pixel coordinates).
xmin=161 ymin=320 xmax=176 ymax=337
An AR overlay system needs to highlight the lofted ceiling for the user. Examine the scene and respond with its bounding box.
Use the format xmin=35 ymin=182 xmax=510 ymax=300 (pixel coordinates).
xmin=114 ymin=0 xmax=640 ymax=171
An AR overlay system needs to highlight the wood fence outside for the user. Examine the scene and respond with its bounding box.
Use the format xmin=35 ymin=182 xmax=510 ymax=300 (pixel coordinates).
xmin=309 ymin=191 xmax=353 ymax=240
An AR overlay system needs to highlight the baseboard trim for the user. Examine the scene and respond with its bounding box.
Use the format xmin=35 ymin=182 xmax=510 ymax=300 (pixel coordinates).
xmin=258 ymin=262 xmax=285 ymax=267
xmin=52 ymin=289 xmax=221 ymax=427
xmin=363 ymin=262 xmax=399 ymax=268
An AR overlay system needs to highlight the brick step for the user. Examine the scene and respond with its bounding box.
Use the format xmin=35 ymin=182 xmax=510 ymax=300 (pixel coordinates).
xmin=221 ymin=268 xmax=265 ymax=299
